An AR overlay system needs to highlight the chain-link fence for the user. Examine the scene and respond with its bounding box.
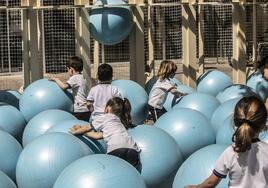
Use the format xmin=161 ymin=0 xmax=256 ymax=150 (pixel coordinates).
xmin=0 ymin=1 xmax=268 ymax=89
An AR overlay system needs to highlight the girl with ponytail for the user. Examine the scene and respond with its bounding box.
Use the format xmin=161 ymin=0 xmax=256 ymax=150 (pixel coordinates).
xmin=69 ymin=97 xmax=140 ymax=169
xmin=186 ymin=96 xmax=268 ymax=188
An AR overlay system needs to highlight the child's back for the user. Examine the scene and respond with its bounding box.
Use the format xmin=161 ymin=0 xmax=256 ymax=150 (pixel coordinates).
xmin=87 ymin=83 xmax=121 ymax=119
xmin=215 ymin=141 xmax=268 ymax=188
xmin=87 ymin=64 xmax=121 ymax=120
xmin=67 ymin=73 xmax=88 ymax=112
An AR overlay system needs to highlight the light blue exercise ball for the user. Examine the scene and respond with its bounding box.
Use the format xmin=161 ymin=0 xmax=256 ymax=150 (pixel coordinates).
xmin=112 ymin=80 xmax=148 ymax=124
xmin=16 ymin=133 xmax=93 ymax=188
xmin=128 ymin=125 xmax=183 ymax=188
xmin=163 ymin=84 xmax=195 ymax=111
xmin=247 ymin=71 xmax=268 ymax=102
xmin=22 ymin=109 xmax=76 ymax=147
xmin=19 ymin=79 xmax=73 ymax=121
xmin=145 ymin=76 xmax=182 ymax=95
xmin=54 ymin=154 xmax=146 ymax=188
xmin=216 ymin=84 xmax=257 ymax=104
xmin=0 ymin=130 xmax=22 ymax=182
xmin=210 ymin=97 xmax=241 ymax=133
xmin=174 ymin=93 xmax=220 ymax=120
xmin=216 ymin=115 xmax=234 ymax=145
xmin=46 ymin=119 xmax=107 ymax=153
xmin=0 ymin=90 xmax=21 ymax=109
xmin=0 ymin=171 xmax=17 ymax=188
xmin=155 ymin=108 xmax=215 ymax=159
xmin=89 ymin=0 xmax=133 ymax=45
xmin=173 ymin=144 xmax=229 ymax=188
xmin=197 ymin=70 xmax=232 ymax=96
xmin=0 ymin=103 xmax=26 ymax=140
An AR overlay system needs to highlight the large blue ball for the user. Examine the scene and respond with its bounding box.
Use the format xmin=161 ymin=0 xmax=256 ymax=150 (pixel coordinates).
xmin=46 ymin=119 xmax=107 ymax=153
xmin=210 ymin=97 xmax=241 ymax=133
xmin=16 ymin=133 xmax=93 ymax=188
xmin=22 ymin=109 xmax=76 ymax=147
xmin=128 ymin=125 xmax=183 ymax=188
xmin=20 ymin=79 xmax=73 ymax=121
xmin=0 ymin=90 xmax=21 ymax=109
xmin=54 ymin=154 xmax=146 ymax=188
xmin=155 ymin=108 xmax=215 ymax=159
xmin=112 ymin=80 xmax=148 ymax=124
xmin=216 ymin=84 xmax=257 ymax=103
xmin=247 ymin=71 xmax=268 ymax=102
xmin=0 ymin=103 xmax=26 ymax=140
xmin=197 ymin=70 xmax=232 ymax=96
xmin=173 ymin=144 xmax=229 ymax=188
xmin=163 ymin=84 xmax=195 ymax=111
xmin=0 ymin=171 xmax=17 ymax=188
xmin=216 ymin=115 xmax=234 ymax=145
xmin=174 ymin=93 xmax=220 ymax=120
xmin=0 ymin=130 xmax=22 ymax=182
xmin=89 ymin=0 xmax=133 ymax=45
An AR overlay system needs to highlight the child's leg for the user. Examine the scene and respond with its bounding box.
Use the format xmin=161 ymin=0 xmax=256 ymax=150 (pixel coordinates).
xmin=108 ymin=148 xmax=140 ymax=171
xmin=155 ymin=107 xmax=167 ymax=120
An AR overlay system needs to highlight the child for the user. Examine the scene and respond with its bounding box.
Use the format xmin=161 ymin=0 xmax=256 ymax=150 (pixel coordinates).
xmin=87 ymin=63 xmax=121 ymax=121
xmin=49 ymin=56 xmax=90 ymax=121
xmin=147 ymin=60 xmax=185 ymax=122
xmin=258 ymin=56 xmax=268 ymax=110
xmin=69 ymin=97 xmax=140 ymax=169
xmin=185 ymin=96 xmax=268 ymax=188
xmin=258 ymin=56 xmax=268 ymax=81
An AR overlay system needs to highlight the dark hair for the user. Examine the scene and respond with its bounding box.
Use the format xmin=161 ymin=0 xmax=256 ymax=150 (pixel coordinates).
xmin=68 ymin=56 xmax=83 ymax=73
xmin=157 ymin=60 xmax=177 ymax=80
xmin=258 ymin=56 xmax=268 ymax=75
xmin=232 ymin=96 xmax=267 ymax=153
xmin=106 ymin=97 xmax=134 ymax=129
xmin=98 ymin=64 xmax=113 ymax=82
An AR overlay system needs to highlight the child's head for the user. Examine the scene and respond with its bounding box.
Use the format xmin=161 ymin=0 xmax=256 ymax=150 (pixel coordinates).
xmin=105 ymin=97 xmax=134 ymax=129
xmin=157 ymin=60 xmax=177 ymax=80
xmin=258 ymin=56 xmax=268 ymax=80
xmin=98 ymin=64 xmax=113 ymax=82
xmin=67 ymin=56 xmax=83 ymax=75
xmin=232 ymin=96 xmax=267 ymax=153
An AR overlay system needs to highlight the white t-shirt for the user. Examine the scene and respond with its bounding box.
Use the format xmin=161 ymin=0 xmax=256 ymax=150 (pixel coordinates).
xmin=214 ymin=140 xmax=268 ymax=188
xmin=148 ymin=78 xmax=174 ymax=109
xmin=87 ymin=83 xmax=121 ymax=120
xmin=92 ymin=113 xmax=140 ymax=153
xmin=66 ymin=74 xmax=89 ymax=112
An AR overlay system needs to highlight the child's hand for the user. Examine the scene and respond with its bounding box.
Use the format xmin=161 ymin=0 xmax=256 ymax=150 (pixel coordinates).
xmin=48 ymin=77 xmax=57 ymax=81
xmin=69 ymin=124 xmax=82 ymax=135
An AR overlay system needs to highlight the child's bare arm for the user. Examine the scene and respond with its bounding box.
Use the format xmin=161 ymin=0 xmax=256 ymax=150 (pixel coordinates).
xmin=184 ymin=174 xmax=221 ymax=188
xmin=170 ymin=88 xmax=187 ymax=97
xmin=84 ymin=131 xmax=103 ymax=140
xmin=69 ymin=124 xmax=92 ymax=135
xmin=49 ymin=77 xmax=69 ymax=90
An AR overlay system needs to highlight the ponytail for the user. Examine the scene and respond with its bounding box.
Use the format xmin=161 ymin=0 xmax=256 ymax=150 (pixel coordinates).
xmin=232 ymin=122 xmax=254 ymax=153
xmin=232 ymin=96 xmax=267 ymax=153
xmin=121 ymin=98 xmax=135 ymax=129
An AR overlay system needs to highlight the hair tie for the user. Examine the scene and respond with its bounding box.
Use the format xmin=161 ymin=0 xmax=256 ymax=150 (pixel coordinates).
xmin=242 ymin=119 xmax=251 ymax=126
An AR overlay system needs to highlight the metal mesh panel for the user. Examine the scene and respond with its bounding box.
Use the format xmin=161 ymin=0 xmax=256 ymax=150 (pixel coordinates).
xmin=42 ymin=0 xmax=75 ymax=75
xmin=202 ymin=5 xmax=232 ymax=63
xmin=0 ymin=0 xmax=23 ymax=90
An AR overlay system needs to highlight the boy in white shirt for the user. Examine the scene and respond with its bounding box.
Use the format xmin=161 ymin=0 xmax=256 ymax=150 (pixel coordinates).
xmin=87 ymin=63 xmax=121 ymax=121
xmin=49 ymin=56 xmax=90 ymax=121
